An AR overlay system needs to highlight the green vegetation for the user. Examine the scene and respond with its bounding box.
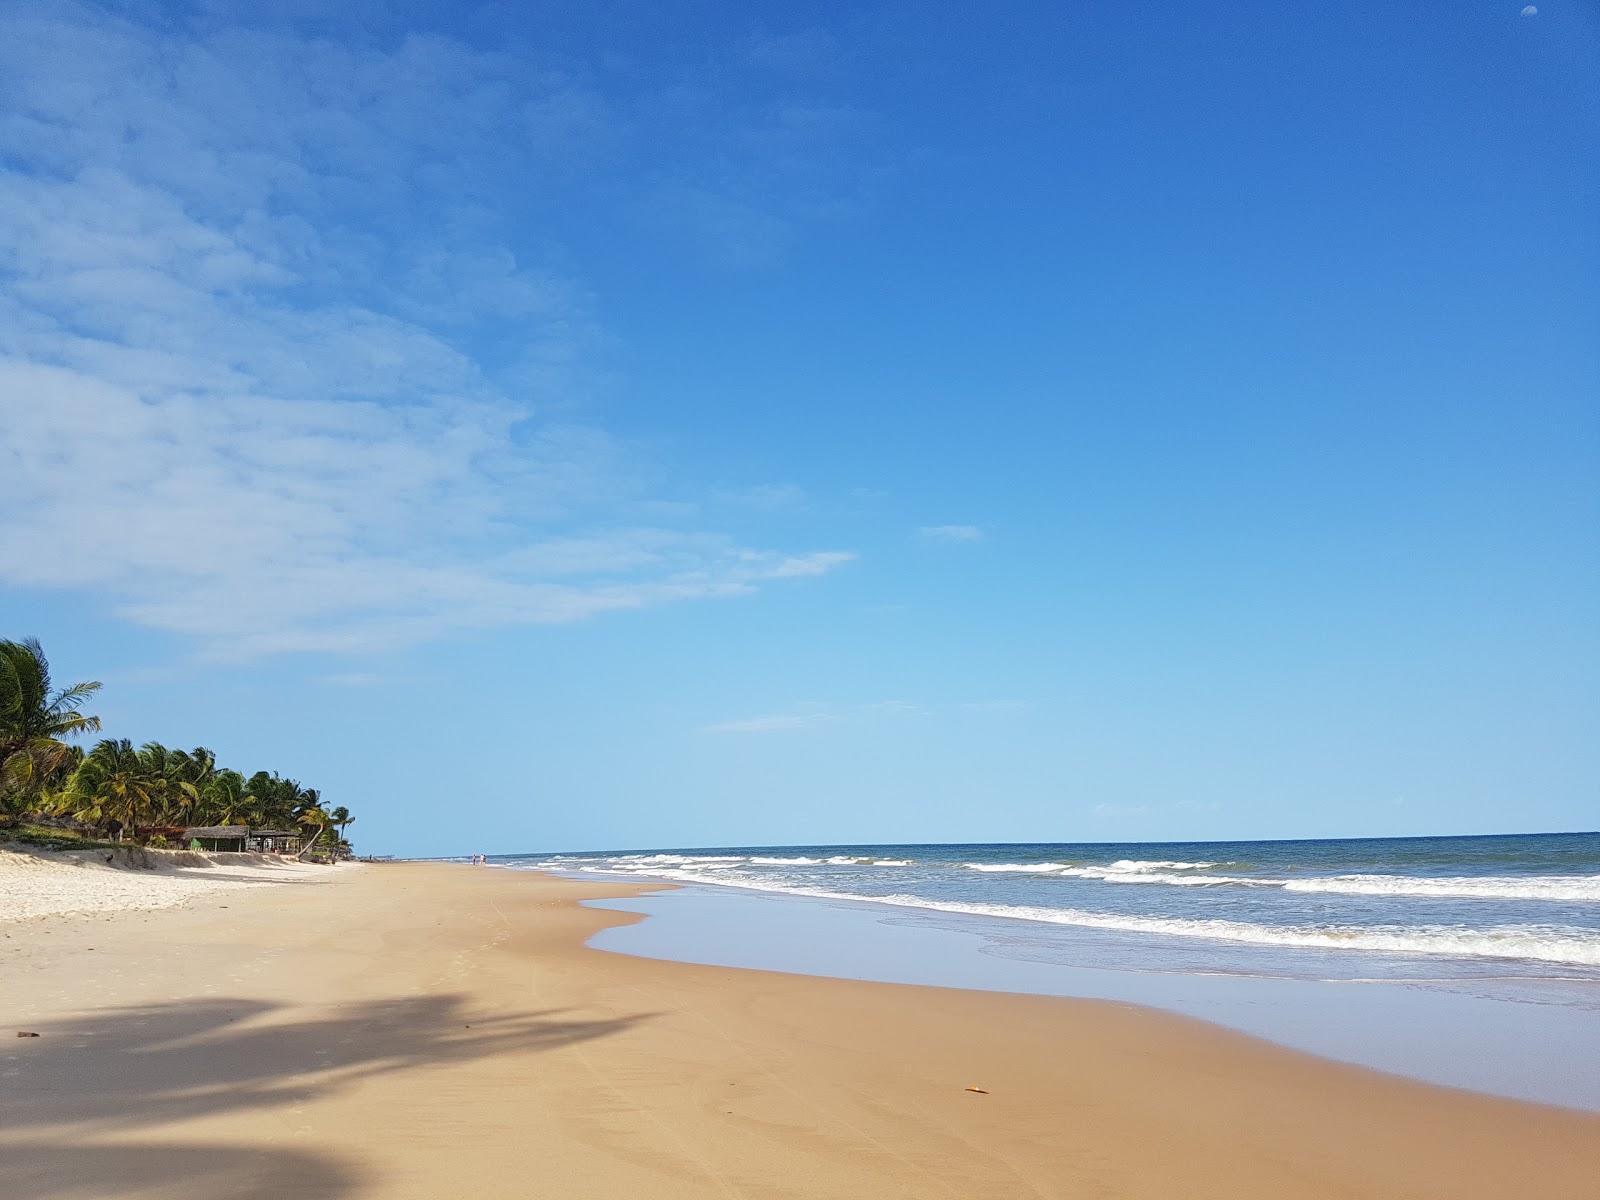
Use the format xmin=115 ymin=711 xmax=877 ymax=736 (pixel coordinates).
xmin=1 ymin=824 xmax=121 ymax=852
xmin=0 ymin=638 xmax=354 ymax=857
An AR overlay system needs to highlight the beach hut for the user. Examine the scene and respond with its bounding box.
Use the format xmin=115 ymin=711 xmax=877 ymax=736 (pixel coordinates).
xmin=247 ymin=829 xmax=303 ymax=854
xmin=183 ymin=826 xmax=249 ymax=852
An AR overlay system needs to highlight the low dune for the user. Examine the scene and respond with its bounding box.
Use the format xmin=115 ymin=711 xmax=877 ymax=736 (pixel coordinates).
xmin=0 ymin=844 xmax=346 ymax=923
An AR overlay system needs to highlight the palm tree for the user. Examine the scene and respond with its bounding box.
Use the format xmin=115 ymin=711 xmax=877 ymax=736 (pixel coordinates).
xmin=138 ymin=743 xmax=217 ymax=826
xmin=199 ymin=769 xmax=253 ymax=827
xmin=0 ymin=638 xmax=102 ymax=823
xmin=244 ymin=771 xmax=301 ymax=830
xmin=66 ymin=739 xmax=160 ymax=841
xmin=331 ymin=805 xmax=354 ymax=850
xmin=171 ymin=746 xmax=215 ymax=827
xmin=293 ymin=787 xmax=331 ymax=858
xmin=135 ymin=742 xmax=178 ymax=825
xmin=171 ymin=747 xmax=216 ymax=795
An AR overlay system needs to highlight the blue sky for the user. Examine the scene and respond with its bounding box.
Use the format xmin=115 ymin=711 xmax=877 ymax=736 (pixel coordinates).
xmin=1 ymin=0 xmax=1595 ymax=856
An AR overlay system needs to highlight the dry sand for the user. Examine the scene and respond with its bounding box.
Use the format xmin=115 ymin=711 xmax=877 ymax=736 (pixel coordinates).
xmin=0 ymin=844 xmax=337 ymax=922
xmin=1 ymin=860 xmax=1596 ymax=1200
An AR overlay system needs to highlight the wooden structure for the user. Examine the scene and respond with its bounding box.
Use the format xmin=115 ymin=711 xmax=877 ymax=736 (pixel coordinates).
xmin=247 ymin=829 xmax=302 ymax=854
xmin=183 ymin=826 xmax=249 ymax=852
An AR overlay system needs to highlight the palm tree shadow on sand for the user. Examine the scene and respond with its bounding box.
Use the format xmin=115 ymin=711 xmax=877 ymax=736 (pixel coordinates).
xmin=0 ymin=994 xmax=653 ymax=1199
xmin=1 ymin=1145 xmax=358 ymax=1200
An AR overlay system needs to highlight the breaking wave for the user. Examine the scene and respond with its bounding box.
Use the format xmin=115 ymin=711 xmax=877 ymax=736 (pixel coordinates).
xmin=581 ymin=867 xmax=1600 ymax=966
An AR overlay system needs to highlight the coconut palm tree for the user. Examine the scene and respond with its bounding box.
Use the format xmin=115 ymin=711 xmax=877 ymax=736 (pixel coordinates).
xmin=293 ymin=787 xmax=331 ymax=857
xmin=243 ymin=771 xmax=301 ymax=830
xmin=199 ymin=769 xmax=253 ymax=827
xmin=0 ymin=638 xmax=102 ymax=823
xmin=134 ymin=742 xmax=178 ymax=825
xmin=170 ymin=746 xmax=215 ymax=826
xmin=137 ymin=743 xmax=217 ymax=826
xmin=66 ymin=739 xmax=161 ymax=841
xmin=171 ymin=747 xmax=216 ymax=795
xmin=331 ymin=805 xmax=354 ymax=849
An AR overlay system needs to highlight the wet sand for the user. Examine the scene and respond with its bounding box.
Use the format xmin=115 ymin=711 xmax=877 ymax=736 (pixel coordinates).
xmin=2 ymin=862 xmax=1596 ymax=1199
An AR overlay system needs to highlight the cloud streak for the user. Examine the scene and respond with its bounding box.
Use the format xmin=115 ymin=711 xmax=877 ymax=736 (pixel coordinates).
xmin=0 ymin=358 xmax=855 ymax=656
xmin=919 ymin=524 xmax=984 ymax=543
xmin=699 ymin=700 xmax=925 ymax=735
xmin=0 ymin=3 xmax=857 ymax=658
xmin=699 ymin=713 xmax=836 ymax=735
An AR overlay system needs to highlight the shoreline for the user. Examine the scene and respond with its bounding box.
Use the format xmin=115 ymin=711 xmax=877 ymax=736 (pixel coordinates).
xmin=577 ymin=875 xmax=1600 ymax=1111
xmin=4 ymin=860 xmax=1598 ymax=1198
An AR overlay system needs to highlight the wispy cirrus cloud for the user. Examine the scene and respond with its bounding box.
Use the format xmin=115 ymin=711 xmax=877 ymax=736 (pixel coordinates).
xmin=0 ymin=3 xmax=862 ymax=658
xmin=0 ymin=358 xmax=854 ymax=657
xmin=699 ymin=713 xmax=836 ymax=735
xmin=919 ymin=524 xmax=984 ymax=543
xmin=699 ymin=700 xmax=925 ymax=735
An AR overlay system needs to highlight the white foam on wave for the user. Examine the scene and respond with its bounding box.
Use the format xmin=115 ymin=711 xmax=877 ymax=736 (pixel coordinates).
xmin=862 ymin=894 xmax=1600 ymax=967
xmin=964 ymin=862 xmax=1074 ymax=873
xmin=959 ymin=859 xmax=1600 ymax=901
xmin=1059 ymin=866 xmax=1600 ymax=900
xmin=1095 ymin=871 xmax=1264 ymax=887
xmin=964 ymin=859 xmax=1218 ymax=877
xmin=586 ymin=867 xmax=1600 ymax=967
xmin=1282 ymin=874 xmax=1600 ymax=902
xmin=578 ymin=861 xmax=745 ymax=875
xmin=526 ymin=853 xmax=1600 ymax=910
xmin=1105 ymin=859 xmax=1219 ymax=872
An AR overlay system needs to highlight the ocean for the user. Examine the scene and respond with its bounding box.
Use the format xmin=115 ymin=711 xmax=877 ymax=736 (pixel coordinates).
xmin=502 ymin=831 xmax=1600 ymax=1108
xmin=510 ymin=831 xmax=1600 ymax=983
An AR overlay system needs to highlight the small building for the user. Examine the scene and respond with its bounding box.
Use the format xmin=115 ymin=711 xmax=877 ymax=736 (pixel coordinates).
xmin=248 ymin=829 xmax=302 ymax=854
xmin=184 ymin=826 xmax=249 ymax=852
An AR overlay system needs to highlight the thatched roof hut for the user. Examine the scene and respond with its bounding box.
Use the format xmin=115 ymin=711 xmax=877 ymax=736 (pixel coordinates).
xmin=247 ymin=829 xmax=303 ymax=854
xmin=182 ymin=826 xmax=249 ymax=851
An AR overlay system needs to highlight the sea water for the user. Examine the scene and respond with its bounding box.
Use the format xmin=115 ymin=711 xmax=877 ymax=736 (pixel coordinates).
xmin=498 ymin=833 xmax=1600 ymax=1108
xmin=512 ymin=832 xmax=1600 ymax=983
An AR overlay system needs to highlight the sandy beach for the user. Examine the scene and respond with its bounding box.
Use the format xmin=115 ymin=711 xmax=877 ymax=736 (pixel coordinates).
xmin=2 ymin=856 xmax=1597 ymax=1200
xmin=0 ymin=845 xmax=336 ymax=922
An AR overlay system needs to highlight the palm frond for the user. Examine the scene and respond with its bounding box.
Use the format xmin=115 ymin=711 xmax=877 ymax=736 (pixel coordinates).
xmin=49 ymin=680 xmax=103 ymax=713
xmin=2 ymin=749 xmax=32 ymax=788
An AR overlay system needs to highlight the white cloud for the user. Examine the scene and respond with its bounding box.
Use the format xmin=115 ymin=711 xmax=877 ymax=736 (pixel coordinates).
xmin=856 ymin=700 xmax=927 ymax=716
xmin=0 ymin=360 xmax=855 ymax=657
xmin=700 ymin=713 xmax=834 ymax=735
xmin=919 ymin=524 xmax=984 ymax=543
xmin=699 ymin=700 xmax=922 ymax=734
xmin=0 ymin=5 xmax=856 ymax=658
